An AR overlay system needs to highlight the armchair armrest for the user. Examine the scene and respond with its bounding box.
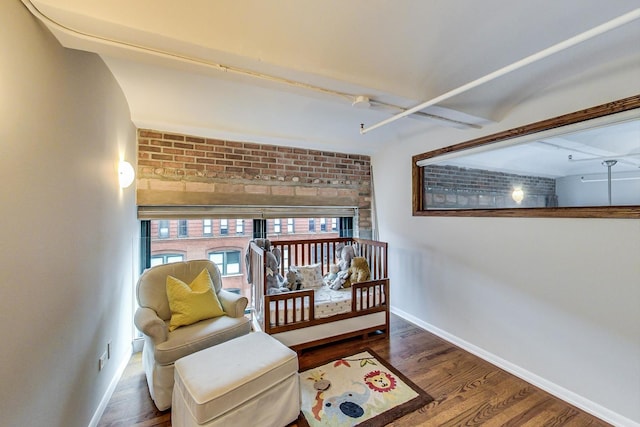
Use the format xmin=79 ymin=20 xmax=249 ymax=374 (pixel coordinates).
xmin=134 ymin=307 xmax=168 ymax=344
xmin=218 ymin=289 xmax=248 ymax=318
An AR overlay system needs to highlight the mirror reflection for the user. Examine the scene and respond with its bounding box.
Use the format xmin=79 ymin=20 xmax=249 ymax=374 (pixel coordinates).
xmin=420 ymin=114 xmax=640 ymax=210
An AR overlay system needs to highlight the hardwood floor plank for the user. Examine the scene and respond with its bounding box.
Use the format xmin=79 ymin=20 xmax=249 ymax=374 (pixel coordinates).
xmin=100 ymin=314 xmax=612 ymax=426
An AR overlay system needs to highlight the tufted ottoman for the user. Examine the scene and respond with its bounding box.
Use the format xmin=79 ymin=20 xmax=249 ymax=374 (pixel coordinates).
xmin=172 ymin=331 xmax=300 ymax=427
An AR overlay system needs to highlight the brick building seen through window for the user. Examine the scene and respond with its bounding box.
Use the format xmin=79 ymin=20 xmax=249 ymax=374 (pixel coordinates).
xmin=149 ymin=218 xmax=342 ymax=300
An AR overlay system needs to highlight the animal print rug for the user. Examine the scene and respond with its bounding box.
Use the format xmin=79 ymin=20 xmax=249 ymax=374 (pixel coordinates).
xmin=299 ymin=349 xmax=433 ymax=426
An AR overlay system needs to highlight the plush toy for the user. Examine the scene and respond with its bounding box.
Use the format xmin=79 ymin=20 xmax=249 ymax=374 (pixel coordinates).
xmin=336 ymin=243 xmax=355 ymax=272
xmin=345 ymin=257 xmax=371 ymax=287
xmin=325 ymin=264 xmax=339 ymax=284
xmin=265 ymin=249 xmax=290 ymax=295
xmin=286 ymin=269 xmax=303 ymax=291
xmin=330 ymin=243 xmax=356 ymax=290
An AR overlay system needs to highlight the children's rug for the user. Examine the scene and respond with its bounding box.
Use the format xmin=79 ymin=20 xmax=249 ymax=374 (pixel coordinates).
xmin=299 ymin=348 xmax=433 ymax=426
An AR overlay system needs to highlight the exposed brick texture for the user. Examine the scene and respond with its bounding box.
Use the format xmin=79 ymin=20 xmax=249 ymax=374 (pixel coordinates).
xmin=137 ymin=129 xmax=373 ymax=236
xmin=424 ymin=165 xmax=558 ymax=209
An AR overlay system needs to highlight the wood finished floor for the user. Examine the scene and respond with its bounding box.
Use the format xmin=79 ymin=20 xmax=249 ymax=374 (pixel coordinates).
xmin=98 ymin=314 xmax=610 ymax=426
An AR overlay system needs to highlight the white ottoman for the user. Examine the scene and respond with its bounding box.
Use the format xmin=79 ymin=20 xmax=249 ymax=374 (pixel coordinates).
xmin=172 ymin=331 xmax=300 ymax=427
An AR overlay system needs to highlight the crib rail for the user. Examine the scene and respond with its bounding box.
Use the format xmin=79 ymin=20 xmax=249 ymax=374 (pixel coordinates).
xmin=270 ymin=237 xmax=388 ymax=280
xmin=264 ymin=279 xmax=388 ymax=334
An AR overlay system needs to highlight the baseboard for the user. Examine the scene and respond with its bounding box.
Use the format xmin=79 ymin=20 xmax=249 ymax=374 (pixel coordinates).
xmin=87 ymin=344 xmax=132 ymax=427
xmin=391 ymin=307 xmax=639 ymax=427
xmin=132 ymin=337 xmax=144 ymax=353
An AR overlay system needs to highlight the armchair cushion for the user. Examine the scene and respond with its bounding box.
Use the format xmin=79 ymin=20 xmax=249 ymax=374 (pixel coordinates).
xmin=153 ymin=315 xmax=251 ymax=365
xmin=166 ymin=268 xmax=224 ymax=331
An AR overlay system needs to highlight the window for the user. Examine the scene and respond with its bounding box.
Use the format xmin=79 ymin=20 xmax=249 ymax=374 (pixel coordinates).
xmin=308 ymin=218 xmax=315 ymax=232
xmin=203 ymin=219 xmax=212 ymax=236
xmin=220 ymin=219 xmax=228 ymax=235
xmin=151 ymin=253 xmax=184 ymax=266
xmin=274 ymin=218 xmax=281 ymax=233
xmin=320 ymin=218 xmax=326 ymax=231
xmin=178 ymin=220 xmax=188 ymax=237
xmin=283 ymin=247 xmax=290 ymax=270
xmin=158 ymin=220 xmax=170 ymax=238
xmin=209 ymin=250 xmax=241 ymax=276
xmin=287 ymin=218 xmax=294 ymax=233
xmin=236 ymin=219 xmax=244 ymax=234
xmin=331 ymin=218 xmax=337 ymax=231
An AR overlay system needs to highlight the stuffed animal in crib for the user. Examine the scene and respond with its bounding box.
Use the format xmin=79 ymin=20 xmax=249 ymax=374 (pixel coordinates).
xmin=265 ymin=248 xmax=290 ymax=294
xmin=325 ymin=264 xmax=339 ymax=284
xmin=336 ymin=243 xmax=355 ymax=272
xmin=286 ymin=268 xmax=303 ymax=291
xmin=330 ymin=243 xmax=356 ymax=290
xmin=345 ymin=257 xmax=371 ymax=287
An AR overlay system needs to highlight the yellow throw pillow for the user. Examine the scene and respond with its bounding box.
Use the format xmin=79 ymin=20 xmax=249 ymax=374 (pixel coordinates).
xmin=166 ymin=268 xmax=225 ymax=332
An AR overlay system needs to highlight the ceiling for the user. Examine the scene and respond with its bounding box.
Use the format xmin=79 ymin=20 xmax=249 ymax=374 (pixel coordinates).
xmin=22 ymin=0 xmax=640 ymax=157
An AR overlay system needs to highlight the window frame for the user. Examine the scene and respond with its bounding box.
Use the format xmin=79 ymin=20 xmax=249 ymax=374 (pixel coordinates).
xmin=203 ymin=219 xmax=213 ymax=236
xmin=158 ymin=220 xmax=170 ymax=238
xmin=208 ymin=249 xmax=242 ymax=276
xmin=178 ymin=219 xmax=188 ymax=237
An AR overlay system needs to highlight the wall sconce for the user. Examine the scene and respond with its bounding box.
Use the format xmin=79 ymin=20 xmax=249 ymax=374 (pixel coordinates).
xmin=118 ymin=160 xmax=135 ymax=188
xmin=511 ymin=187 xmax=524 ymax=204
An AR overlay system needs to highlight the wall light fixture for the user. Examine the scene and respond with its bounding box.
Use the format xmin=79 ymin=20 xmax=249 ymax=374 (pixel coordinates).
xmin=118 ymin=160 xmax=135 ymax=188
xmin=512 ymin=188 xmax=524 ymax=204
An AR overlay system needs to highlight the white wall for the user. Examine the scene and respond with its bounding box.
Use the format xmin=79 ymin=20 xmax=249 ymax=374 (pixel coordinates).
xmin=373 ymin=63 xmax=640 ymax=424
xmin=0 ymin=2 xmax=138 ymax=427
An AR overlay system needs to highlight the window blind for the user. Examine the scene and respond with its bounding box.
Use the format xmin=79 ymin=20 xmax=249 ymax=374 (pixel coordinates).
xmin=137 ymin=205 xmax=357 ymax=220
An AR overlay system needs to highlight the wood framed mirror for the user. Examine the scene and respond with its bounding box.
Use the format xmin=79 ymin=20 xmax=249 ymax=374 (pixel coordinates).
xmin=412 ymin=95 xmax=640 ymax=218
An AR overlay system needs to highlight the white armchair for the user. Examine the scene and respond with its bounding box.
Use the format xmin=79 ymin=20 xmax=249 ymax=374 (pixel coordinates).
xmin=134 ymin=260 xmax=251 ymax=410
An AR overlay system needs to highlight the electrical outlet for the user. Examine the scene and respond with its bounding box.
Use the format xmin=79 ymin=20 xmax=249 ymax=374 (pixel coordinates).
xmin=99 ymin=352 xmax=107 ymax=371
xmin=107 ymin=340 xmax=112 ymax=359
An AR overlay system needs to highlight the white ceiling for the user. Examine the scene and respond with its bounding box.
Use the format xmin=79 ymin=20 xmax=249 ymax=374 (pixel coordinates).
xmin=22 ymin=0 xmax=640 ymax=159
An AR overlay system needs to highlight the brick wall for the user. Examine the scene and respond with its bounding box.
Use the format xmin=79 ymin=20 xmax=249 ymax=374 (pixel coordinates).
xmin=424 ymin=165 xmax=557 ymax=209
xmin=136 ymin=129 xmax=373 ymax=236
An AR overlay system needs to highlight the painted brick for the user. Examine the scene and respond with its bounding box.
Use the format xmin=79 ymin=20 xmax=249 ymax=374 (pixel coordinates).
xmin=296 ymin=187 xmax=318 ymax=197
xmin=163 ymin=133 xmax=185 ymax=141
xmin=139 ymin=130 xmax=163 ymax=138
xmin=149 ymin=180 xmax=184 ymax=191
xmin=245 ymin=184 xmax=269 ymax=194
xmin=186 ymin=136 xmax=205 ymax=143
xmin=205 ymin=138 xmax=225 ymax=146
xmin=163 ymin=161 xmax=185 ymax=169
xmin=185 ymin=163 xmax=205 ymax=170
xmin=205 ymin=164 xmax=225 ymax=173
xmin=216 ymin=183 xmax=244 ymax=193
xmin=318 ymin=188 xmax=339 ymax=197
xmin=272 ymin=186 xmax=295 ymax=196
xmin=140 ymin=145 xmax=162 ymax=153
xmin=244 ymin=167 xmax=261 ymax=176
xmin=194 ymin=144 xmax=214 ymax=152
xmin=185 ymin=150 xmax=206 ymax=158
xmin=174 ymin=142 xmax=194 ymax=149
xmin=185 ymin=181 xmax=215 ymax=192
